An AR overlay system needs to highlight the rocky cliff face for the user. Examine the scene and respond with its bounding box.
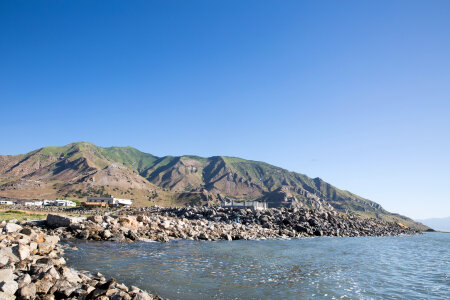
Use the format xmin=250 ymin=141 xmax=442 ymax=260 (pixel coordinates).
xmin=0 ymin=142 xmax=427 ymax=230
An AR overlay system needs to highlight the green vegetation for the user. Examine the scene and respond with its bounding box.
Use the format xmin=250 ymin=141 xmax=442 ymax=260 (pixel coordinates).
xmin=0 ymin=141 xmax=428 ymax=230
xmin=0 ymin=209 xmax=46 ymax=222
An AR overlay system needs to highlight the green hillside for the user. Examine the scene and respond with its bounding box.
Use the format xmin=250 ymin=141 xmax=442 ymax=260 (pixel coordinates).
xmin=0 ymin=142 xmax=429 ymax=230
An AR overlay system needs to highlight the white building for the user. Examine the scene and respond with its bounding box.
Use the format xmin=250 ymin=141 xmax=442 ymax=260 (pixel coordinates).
xmin=43 ymin=200 xmax=77 ymax=207
xmin=24 ymin=201 xmax=43 ymax=206
xmin=220 ymin=199 xmax=267 ymax=210
xmin=54 ymin=200 xmax=76 ymax=207
xmin=0 ymin=200 xmax=14 ymax=205
xmin=86 ymin=196 xmax=132 ymax=207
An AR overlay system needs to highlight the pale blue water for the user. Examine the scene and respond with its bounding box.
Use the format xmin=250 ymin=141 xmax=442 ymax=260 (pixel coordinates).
xmin=62 ymin=233 xmax=449 ymax=299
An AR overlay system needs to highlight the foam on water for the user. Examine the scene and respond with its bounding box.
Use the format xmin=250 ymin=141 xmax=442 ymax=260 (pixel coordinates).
xmin=62 ymin=233 xmax=449 ymax=299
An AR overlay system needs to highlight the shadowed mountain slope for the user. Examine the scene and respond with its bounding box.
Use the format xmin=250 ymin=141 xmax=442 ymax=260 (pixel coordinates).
xmin=0 ymin=142 xmax=428 ymax=230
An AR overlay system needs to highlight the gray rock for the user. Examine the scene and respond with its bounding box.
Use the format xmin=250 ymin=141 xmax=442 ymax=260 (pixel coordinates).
xmin=0 ymin=248 xmax=19 ymax=265
xmin=17 ymin=274 xmax=31 ymax=289
xmin=133 ymin=291 xmax=153 ymax=300
xmin=0 ymin=269 xmax=14 ymax=282
xmin=18 ymin=283 xmax=36 ymax=299
xmin=88 ymin=215 xmax=103 ymax=224
xmin=102 ymin=230 xmax=112 ymax=239
xmin=4 ymin=222 xmax=22 ymax=233
xmin=46 ymin=214 xmax=86 ymax=227
xmin=0 ymin=280 xmax=18 ymax=295
xmin=0 ymin=291 xmax=15 ymax=300
xmin=13 ymin=244 xmax=30 ymax=261
xmin=35 ymin=279 xmax=54 ymax=294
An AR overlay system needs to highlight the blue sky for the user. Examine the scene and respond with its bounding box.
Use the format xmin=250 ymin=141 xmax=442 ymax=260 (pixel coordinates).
xmin=1 ymin=1 xmax=449 ymax=219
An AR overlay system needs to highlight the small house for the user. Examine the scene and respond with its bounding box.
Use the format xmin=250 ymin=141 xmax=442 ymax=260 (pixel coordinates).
xmin=220 ymin=199 xmax=267 ymax=210
xmin=86 ymin=196 xmax=132 ymax=208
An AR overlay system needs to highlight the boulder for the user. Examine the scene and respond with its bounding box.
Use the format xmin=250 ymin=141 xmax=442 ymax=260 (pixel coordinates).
xmin=13 ymin=244 xmax=30 ymax=261
xmin=19 ymin=228 xmax=35 ymax=236
xmin=35 ymin=279 xmax=54 ymax=294
xmin=18 ymin=283 xmax=36 ymax=299
xmin=119 ymin=217 xmax=139 ymax=229
xmin=0 ymin=292 xmax=15 ymax=300
xmin=4 ymin=223 xmax=22 ymax=233
xmin=38 ymin=242 xmax=54 ymax=255
xmin=17 ymin=274 xmax=31 ymax=289
xmin=102 ymin=230 xmax=112 ymax=239
xmin=45 ymin=235 xmax=60 ymax=245
xmin=87 ymin=215 xmax=103 ymax=224
xmin=0 ymin=269 xmax=14 ymax=282
xmin=0 ymin=280 xmax=18 ymax=295
xmin=133 ymin=291 xmax=153 ymax=300
xmin=46 ymin=214 xmax=85 ymax=227
xmin=0 ymin=248 xmax=19 ymax=264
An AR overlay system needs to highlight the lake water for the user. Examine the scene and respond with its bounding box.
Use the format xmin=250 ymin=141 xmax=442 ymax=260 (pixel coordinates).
xmin=62 ymin=233 xmax=449 ymax=299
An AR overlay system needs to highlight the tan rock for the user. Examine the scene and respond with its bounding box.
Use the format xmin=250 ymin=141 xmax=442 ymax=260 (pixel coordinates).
xmin=18 ymin=283 xmax=36 ymax=299
xmin=35 ymin=279 xmax=54 ymax=294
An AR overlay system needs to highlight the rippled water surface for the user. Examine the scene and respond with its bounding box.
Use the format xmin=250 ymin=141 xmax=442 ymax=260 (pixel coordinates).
xmin=62 ymin=233 xmax=449 ymax=299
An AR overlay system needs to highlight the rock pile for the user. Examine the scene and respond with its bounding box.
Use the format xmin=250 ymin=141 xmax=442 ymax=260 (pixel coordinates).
xmin=0 ymin=219 xmax=159 ymax=299
xmin=39 ymin=207 xmax=419 ymax=243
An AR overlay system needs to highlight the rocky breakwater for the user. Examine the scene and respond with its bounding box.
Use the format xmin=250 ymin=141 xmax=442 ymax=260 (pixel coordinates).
xmin=41 ymin=207 xmax=420 ymax=244
xmin=0 ymin=219 xmax=158 ymax=299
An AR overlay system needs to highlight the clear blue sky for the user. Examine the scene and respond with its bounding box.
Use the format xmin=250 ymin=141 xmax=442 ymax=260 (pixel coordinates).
xmin=1 ymin=1 xmax=449 ymax=219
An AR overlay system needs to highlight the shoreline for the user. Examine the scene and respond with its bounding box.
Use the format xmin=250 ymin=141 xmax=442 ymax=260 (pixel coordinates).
xmin=0 ymin=206 xmax=420 ymax=299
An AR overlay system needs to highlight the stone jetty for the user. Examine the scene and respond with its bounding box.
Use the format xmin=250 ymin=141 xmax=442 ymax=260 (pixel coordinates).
xmin=42 ymin=206 xmax=419 ymax=243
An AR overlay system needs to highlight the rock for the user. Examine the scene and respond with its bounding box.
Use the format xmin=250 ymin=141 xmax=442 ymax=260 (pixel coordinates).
xmin=0 ymin=291 xmax=15 ymax=300
xmin=46 ymin=214 xmax=85 ymax=227
xmin=102 ymin=230 xmax=112 ymax=239
xmin=90 ymin=288 xmax=107 ymax=298
xmin=77 ymin=230 xmax=90 ymax=240
xmin=61 ymin=267 xmax=81 ymax=284
xmin=38 ymin=242 xmax=54 ymax=255
xmin=17 ymin=274 xmax=31 ymax=289
xmin=97 ymin=278 xmax=117 ymax=290
xmin=0 ymin=280 xmax=18 ymax=295
xmin=18 ymin=283 xmax=36 ymax=299
xmin=111 ymin=291 xmax=132 ymax=300
xmin=133 ymin=291 xmax=153 ymax=300
xmin=116 ymin=283 xmax=129 ymax=292
xmin=87 ymin=215 xmax=103 ymax=223
xmin=13 ymin=244 xmax=30 ymax=261
xmin=45 ymin=235 xmax=60 ymax=245
xmin=119 ymin=216 xmax=139 ymax=229
xmin=110 ymin=233 xmax=126 ymax=242
xmin=19 ymin=228 xmax=34 ymax=236
xmin=35 ymin=279 xmax=54 ymax=294
xmin=0 ymin=269 xmax=14 ymax=283
xmin=4 ymin=223 xmax=22 ymax=233
xmin=0 ymin=250 xmax=11 ymax=266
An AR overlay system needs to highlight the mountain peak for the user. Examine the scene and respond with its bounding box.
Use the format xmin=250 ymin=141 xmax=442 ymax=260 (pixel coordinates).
xmin=0 ymin=142 xmax=428 ymax=230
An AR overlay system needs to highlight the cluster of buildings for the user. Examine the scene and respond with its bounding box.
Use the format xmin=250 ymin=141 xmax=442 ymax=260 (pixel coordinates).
xmin=0 ymin=199 xmax=77 ymax=207
xmin=1 ymin=195 xmax=134 ymax=208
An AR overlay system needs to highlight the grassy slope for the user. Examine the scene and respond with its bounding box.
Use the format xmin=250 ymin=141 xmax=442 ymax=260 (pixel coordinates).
xmin=0 ymin=142 xmax=428 ymax=230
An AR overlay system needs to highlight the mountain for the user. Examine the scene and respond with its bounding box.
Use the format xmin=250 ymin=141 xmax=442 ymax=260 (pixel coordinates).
xmin=0 ymin=142 xmax=427 ymax=230
xmin=416 ymin=217 xmax=450 ymax=232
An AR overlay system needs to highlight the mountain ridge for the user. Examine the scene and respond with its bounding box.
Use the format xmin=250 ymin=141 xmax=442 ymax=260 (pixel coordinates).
xmin=0 ymin=142 xmax=428 ymax=230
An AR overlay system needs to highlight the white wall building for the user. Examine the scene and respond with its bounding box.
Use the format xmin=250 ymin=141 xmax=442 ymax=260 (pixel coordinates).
xmin=24 ymin=201 xmax=43 ymax=206
xmin=43 ymin=200 xmax=76 ymax=207
xmin=54 ymin=200 xmax=76 ymax=207
xmin=0 ymin=200 xmax=14 ymax=205
xmin=220 ymin=199 xmax=268 ymax=210
xmin=86 ymin=196 xmax=132 ymax=207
